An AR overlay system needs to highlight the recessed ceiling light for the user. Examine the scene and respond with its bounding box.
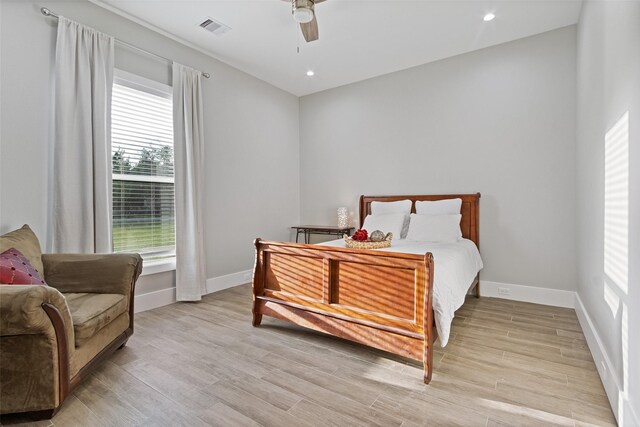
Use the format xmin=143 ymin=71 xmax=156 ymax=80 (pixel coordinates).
xmin=483 ymin=13 xmax=496 ymax=22
xmin=306 ymin=70 xmax=315 ymax=77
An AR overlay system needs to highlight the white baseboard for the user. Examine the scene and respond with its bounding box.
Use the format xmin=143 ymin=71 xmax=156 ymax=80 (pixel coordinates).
xmin=206 ymin=269 xmax=253 ymax=294
xmin=137 ymin=278 xmax=572 ymax=313
xmin=134 ymin=287 xmax=176 ymax=313
xmin=480 ymin=280 xmax=575 ymax=308
xmin=134 ymin=268 xmax=252 ymax=313
xmin=575 ymin=294 xmax=640 ymax=426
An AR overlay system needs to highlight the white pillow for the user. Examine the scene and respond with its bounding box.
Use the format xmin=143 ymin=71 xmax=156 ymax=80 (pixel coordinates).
xmin=361 ymin=213 xmax=405 ymax=241
xmin=405 ymin=213 xmax=462 ymax=243
xmin=370 ymin=200 xmax=412 ymax=215
xmin=415 ymin=198 xmax=462 ymax=216
xmin=370 ymin=200 xmax=412 ymax=238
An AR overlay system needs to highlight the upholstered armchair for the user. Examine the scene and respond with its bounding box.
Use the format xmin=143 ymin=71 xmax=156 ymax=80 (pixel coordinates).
xmin=0 ymin=225 xmax=142 ymax=418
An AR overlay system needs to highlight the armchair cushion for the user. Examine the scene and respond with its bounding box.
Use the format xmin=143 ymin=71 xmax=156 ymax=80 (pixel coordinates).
xmin=1 ymin=248 xmax=47 ymax=285
xmin=0 ymin=225 xmax=44 ymax=278
xmin=64 ymin=293 xmax=127 ymax=347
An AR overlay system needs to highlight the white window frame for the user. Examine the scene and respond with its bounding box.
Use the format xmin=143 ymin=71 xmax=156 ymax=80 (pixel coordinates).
xmin=112 ymin=69 xmax=176 ymax=274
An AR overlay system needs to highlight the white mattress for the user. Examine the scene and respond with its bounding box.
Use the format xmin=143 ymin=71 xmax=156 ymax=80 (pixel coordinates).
xmin=318 ymin=238 xmax=483 ymax=347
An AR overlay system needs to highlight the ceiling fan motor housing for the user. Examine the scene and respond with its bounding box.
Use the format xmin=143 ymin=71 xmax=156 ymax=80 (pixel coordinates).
xmin=292 ymin=0 xmax=315 ymax=23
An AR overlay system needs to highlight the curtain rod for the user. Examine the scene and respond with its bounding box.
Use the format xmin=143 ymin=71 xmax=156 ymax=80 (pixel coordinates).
xmin=40 ymin=7 xmax=211 ymax=79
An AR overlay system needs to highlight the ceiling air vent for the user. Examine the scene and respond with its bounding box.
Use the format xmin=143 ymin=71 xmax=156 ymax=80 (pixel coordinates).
xmin=199 ymin=17 xmax=231 ymax=36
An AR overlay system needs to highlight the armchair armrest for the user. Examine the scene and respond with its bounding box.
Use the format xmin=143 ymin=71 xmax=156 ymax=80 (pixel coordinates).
xmin=0 ymin=285 xmax=74 ymax=413
xmin=0 ymin=285 xmax=73 ymax=340
xmin=42 ymin=253 xmax=142 ymax=295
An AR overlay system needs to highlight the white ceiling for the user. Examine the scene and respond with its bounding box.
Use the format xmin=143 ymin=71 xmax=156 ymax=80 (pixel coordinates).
xmin=92 ymin=0 xmax=582 ymax=96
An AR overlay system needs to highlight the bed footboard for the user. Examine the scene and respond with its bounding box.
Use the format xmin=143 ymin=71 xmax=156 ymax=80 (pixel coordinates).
xmin=251 ymin=238 xmax=435 ymax=383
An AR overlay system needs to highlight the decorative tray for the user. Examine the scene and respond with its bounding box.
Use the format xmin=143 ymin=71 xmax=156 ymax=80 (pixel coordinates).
xmin=343 ymin=234 xmax=392 ymax=249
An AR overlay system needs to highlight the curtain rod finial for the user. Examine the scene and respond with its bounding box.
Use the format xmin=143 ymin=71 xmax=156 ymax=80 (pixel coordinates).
xmin=41 ymin=7 xmax=52 ymax=16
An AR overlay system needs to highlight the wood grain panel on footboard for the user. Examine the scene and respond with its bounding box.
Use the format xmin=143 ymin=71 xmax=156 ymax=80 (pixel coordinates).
xmin=252 ymin=239 xmax=435 ymax=383
xmin=336 ymin=261 xmax=416 ymax=320
xmin=264 ymin=252 xmax=324 ymax=301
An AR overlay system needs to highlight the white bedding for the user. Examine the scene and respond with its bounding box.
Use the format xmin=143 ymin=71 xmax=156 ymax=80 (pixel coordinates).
xmin=318 ymin=238 xmax=483 ymax=347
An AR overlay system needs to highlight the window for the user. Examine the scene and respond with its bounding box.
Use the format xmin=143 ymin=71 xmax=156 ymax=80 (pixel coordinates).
xmin=604 ymin=111 xmax=629 ymax=295
xmin=111 ymin=71 xmax=175 ymax=261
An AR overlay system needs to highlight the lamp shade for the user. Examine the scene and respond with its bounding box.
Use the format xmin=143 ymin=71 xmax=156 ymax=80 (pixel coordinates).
xmin=337 ymin=207 xmax=349 ymax=228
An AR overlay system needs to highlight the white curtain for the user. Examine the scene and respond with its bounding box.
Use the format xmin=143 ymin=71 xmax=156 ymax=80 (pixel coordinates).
xmin=173 ymin=63 xmax=207 ymax=301
xmin=52 ymin=17 xmax=114 ymax=253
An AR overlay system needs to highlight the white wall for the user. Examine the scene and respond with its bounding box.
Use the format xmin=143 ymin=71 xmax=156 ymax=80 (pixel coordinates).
xmin=0 ymin=1 xmax=299 ymax=298
xmin=576 ymin=1 xmax=640 ymax=425
xmin=300 ymin=26 xmax=577 ymax=292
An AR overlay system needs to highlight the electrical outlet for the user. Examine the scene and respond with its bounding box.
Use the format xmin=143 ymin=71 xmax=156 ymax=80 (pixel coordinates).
xmin=497 ymin=287 xmax=510 ymax=296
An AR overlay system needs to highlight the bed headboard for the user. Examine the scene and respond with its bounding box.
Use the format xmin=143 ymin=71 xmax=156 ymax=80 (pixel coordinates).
xmin=359 ymin=193 xmax=481 ymax=248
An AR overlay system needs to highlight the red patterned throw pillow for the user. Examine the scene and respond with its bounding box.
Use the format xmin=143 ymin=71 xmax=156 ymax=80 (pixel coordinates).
xmin=0 ymin=247 xmax=46 ymax=285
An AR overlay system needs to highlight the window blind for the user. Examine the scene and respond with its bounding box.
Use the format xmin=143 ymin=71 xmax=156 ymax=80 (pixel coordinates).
xmin=111 ymin=80 xmax=175 ymax=258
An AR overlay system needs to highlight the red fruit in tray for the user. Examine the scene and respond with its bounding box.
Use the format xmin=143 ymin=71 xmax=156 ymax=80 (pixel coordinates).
xmin=351 ymin=229 xmax=369 ymax=241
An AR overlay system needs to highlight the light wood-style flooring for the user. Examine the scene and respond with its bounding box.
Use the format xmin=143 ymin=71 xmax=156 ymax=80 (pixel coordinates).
xmin=2 ymin=284 xmax=616 ymax=426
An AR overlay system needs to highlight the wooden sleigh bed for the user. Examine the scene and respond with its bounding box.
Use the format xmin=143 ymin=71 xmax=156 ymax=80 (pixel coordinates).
xmin=251 ymin=193 xmax=480 ymax=383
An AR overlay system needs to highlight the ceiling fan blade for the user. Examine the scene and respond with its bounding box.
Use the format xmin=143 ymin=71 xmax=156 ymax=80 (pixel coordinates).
xmin=300 ymin=15 xmax=319 ymax=42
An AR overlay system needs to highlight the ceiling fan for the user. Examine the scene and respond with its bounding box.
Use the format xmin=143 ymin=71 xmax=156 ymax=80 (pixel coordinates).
xmin=284 ymin=0 xmax=326 ymax=42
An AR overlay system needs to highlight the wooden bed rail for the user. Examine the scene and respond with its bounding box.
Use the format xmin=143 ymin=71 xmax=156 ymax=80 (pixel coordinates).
xmin=252 ymin=238 xmax=436 ymax=383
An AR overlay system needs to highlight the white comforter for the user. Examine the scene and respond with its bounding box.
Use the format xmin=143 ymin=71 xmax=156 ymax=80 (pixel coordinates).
xmin=318 ymin=238 xmax=483 ymax=346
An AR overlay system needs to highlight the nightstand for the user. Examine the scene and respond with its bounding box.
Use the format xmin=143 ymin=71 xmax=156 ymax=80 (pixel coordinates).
xmin=291 ymin=225 xmax=355 ymax=244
